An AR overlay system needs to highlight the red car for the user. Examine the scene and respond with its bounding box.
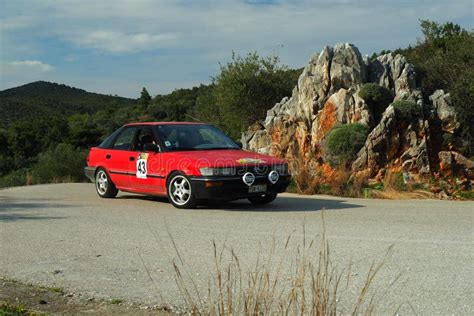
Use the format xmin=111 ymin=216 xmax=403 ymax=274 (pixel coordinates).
xmin=85 ymin=122 xmax=291 ymax=208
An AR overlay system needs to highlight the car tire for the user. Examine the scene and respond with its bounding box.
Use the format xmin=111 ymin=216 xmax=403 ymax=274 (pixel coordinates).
xmin=167 ymin=172 xmax=198 ymax=209
xmin=248 ymin=193 xmax=277 ymax=205
xmin=95 ymin=168 xmax=118 ymax=198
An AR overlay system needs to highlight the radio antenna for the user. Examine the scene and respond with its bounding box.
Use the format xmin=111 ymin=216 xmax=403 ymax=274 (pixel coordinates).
xmin=185 ymin=113 xmax=204 ymax=122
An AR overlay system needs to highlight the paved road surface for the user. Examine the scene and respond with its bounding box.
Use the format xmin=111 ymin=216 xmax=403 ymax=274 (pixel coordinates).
xmin=0 ymin=184 xmax=472 ymax=314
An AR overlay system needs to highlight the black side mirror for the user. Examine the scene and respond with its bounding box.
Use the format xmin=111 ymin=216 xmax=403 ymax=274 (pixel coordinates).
xmin=235 ymin=141 xmax=243 ymax=149
xmin=143 ymin=143 xmax=160 ymax=152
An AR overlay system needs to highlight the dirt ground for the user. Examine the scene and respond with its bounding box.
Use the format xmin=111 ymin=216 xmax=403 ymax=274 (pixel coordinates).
xmin=0 ymin=278 xmax=171 ymax=315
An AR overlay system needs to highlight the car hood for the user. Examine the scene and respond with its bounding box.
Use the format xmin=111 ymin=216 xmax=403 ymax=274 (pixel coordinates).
xmin=165 ymin=149 xmax=286 ymax=167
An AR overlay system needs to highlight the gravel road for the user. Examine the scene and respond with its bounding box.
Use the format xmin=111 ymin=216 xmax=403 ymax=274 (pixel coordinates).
xmin=0 ymin=184 xmax=472 ymax=314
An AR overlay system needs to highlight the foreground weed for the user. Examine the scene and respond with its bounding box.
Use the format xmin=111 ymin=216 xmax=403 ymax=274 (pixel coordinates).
xmin=0 ymin=304 xmax=29 ymax=316
xmin=170 ymin=213 xmax=396 ymax=315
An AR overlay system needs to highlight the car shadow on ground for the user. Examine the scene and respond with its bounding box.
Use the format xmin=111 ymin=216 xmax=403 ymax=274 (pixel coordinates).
xmin=203 ymin=196 xmax=364 ymax=212
xmin=0 ymin=197 xmax=68 ymax=222
xmin=117 ymin=194 xmax=364 ymax=212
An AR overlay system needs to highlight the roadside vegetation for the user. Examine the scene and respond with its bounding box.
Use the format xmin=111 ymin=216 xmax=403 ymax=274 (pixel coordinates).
xmin=172 ymin=214 xmax=398 ymax=314
xmin=0 ymin=304 xmax=29 ymax=316
xmin=325 ymin=124 xmax=370 ymax=167
xmin=358 ymin=83 xmax=393 ymax=125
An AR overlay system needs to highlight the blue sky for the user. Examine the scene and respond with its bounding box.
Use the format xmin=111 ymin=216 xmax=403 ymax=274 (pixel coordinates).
xmin=0 ymin=0 xmax=472 ymax=98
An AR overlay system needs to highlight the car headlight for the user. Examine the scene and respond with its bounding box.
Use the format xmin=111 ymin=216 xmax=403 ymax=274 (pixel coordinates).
xmin=199 ymin=167 xmax=236 ymax=176
xmin=272 ymin=164 xmax=289 ymax=175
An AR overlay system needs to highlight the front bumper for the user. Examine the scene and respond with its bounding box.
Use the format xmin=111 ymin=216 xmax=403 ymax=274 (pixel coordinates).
xmin=84 ymin=167 xmax=96 ymax=182
xmin=189 ymin=174 xmax=291 ymax=201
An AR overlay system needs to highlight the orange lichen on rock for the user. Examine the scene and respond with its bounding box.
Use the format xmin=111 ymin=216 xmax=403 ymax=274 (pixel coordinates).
xmin=314 ymin=100 xmax=338 ymax=142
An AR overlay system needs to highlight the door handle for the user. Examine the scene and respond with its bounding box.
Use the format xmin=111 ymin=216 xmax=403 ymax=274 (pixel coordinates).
xmin=106 ymin=154 xmax=111 ymax=159
xmin=129 ymin=156 xmax=135 ymax=161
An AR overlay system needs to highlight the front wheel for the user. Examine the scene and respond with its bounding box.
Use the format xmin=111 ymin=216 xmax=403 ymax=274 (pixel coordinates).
xmin=167 ymin=172 xmax=198 ymax=209
xmin=95 ymin=168 xmax=118 ymax=198
xmin=248 ymin=193 xmax=277 ymax=205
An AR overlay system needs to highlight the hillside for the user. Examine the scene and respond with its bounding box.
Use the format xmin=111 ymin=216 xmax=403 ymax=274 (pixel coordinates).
xmin=0 ymin=81 xmax=135 ymax=127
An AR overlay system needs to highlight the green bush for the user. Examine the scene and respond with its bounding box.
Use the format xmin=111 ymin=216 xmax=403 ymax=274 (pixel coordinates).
xmin=442 ymin=133 xmax=455 ymax=149
xmin=392 ymin=100 xmax=421 ymax=121
xmin=326 ymin=124 xmax=370 ymax=165
xmin=0 ymin=169 xmax=27 ymax=188
xmin=31 ymin=143 xmax=87 ymax=184
xmin=358 ymin=83 xmax=393 ymax=124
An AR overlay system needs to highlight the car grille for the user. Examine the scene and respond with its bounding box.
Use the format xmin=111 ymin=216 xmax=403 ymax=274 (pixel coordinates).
xmin=235 ymin=165 xmax=271 ymax=176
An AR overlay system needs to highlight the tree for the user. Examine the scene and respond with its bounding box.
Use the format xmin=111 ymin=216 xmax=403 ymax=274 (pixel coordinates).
xmin=394 ymin=20 xmax=474 ymax=155
xmin=149 ymin=86 xmax=206 ymax=122
xmin=67 ymin=114 xmax=103 ymax=148
xmin=210 ymin=52 xmax=299 ymax=139
xmin=0 ymin=129 xmax=13 ymax=176
xmin=137 ymin=87 xmax=152 ymax=112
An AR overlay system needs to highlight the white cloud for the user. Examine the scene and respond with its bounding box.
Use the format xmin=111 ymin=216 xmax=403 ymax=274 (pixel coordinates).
xmin=8 ymin=60 xmax=54 ymax=72
xmin=0 ymin=15 xmax=35 ymax=32
xmin=71 ymin=31 xmax=178 ymax=53
xmin=64 ymin=55 xmax=78 ymax=62
xmin=0 ymin=0 xmax=472 ymax=94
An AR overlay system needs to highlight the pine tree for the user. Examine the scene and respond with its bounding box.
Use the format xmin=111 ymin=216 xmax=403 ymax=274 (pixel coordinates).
xmin=137 ymin=87 xmax=152 ymax=112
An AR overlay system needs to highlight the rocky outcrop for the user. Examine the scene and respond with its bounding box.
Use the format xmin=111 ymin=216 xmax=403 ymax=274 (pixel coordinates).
xmin=439 ymin=151 xmax=474 ymax=177
xmin=352 ymin=105 xmax=431 ymax=177
xmin=369 ymin=53 xmax=417 ymax=101
xmin=242 ymin=43 xmax=471 ymax=190
xmin=430 ymin=90 xmax=460 ymax=133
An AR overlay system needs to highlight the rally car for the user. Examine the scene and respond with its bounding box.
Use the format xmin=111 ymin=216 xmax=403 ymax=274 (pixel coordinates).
xmin=84 ymin=122 xmax=291 ymax=208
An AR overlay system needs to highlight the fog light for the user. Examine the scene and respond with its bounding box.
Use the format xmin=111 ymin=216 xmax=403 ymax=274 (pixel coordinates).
xmin=268 ymin=170 xmax=279 ymax=184
xmin=242 ymin=172 xmax=255 ymax=186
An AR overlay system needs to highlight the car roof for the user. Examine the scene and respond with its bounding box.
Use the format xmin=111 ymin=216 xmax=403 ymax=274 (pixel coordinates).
xmin=124 ymin=122 xmax=209 ymax=127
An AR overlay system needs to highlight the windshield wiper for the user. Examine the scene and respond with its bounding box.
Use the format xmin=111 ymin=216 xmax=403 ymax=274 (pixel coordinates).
xmin=205 ymin=147 xmax=238 ymax=150
xmin=169 ymin=148 xmax=199 ymax=151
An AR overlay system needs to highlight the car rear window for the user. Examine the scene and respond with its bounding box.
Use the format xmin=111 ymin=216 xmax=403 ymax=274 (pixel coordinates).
xmin=98 ymin=127 xmax=123 ymax=149
xmin=112 ymin=127 xmax=136 ymax=150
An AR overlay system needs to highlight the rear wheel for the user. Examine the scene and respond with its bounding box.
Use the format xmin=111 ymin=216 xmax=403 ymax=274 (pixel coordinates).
xmin=95 ymin=168 xmax=118 ymax=198
xmin=248 ymin=193 xmax=277 ymax=205
xmin=167 ymin=172 xmax=198 ymax=209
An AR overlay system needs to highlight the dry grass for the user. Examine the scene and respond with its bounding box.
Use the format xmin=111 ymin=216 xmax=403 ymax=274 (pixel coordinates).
xmin=293 ymin=163 xmax=368 ymax=198
xmin=171 ymin=213 xmax=395 ymax=315
xmin=370 ymin=189 xmax=433 ymax=200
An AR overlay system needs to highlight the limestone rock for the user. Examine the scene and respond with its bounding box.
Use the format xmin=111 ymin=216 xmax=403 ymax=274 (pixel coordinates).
xmin=439 ymin=150 xmax=474 ymax=177
xmin=429 ymin=90 xmax=460 ymax=133
xmin=330 ymin=43 xmax=367 ymax=91
xmin=241 ymin=43 xmax=464 ymax=189
xmin=352 ymin=105 xmax=431 ymax=176
xmin=369 ymin=53 xmax=417 ymax=100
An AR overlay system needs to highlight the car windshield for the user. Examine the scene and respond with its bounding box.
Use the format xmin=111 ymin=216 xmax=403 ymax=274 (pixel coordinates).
xmin=154 ymin=124 xmax=240 ymax=151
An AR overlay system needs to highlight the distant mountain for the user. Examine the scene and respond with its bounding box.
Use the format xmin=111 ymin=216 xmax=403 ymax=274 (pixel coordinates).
xmin=0 ymin=81 xmax=135 ymax=127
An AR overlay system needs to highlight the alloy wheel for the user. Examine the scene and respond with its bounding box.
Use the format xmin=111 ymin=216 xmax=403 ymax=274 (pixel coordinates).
xmin=169 ymin=175 xmax=192 ymax=206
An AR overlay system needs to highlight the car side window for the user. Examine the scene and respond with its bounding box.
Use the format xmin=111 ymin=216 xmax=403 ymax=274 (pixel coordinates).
xmin=112 ymin=127 xmax=136 ymax=150
xmin=134 ymin=128 xmax=159 ymax=152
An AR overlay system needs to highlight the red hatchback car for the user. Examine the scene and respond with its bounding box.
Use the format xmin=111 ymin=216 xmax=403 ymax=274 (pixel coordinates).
xmin=84 ymin=122 xmax=291 ymax=208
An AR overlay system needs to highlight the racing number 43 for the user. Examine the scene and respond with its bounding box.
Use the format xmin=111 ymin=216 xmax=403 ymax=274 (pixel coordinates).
xmin=136 ymin=153 xmax=148 ymax=179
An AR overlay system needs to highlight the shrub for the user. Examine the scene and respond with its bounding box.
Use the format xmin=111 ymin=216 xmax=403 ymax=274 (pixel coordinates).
xmin=442 ymin=133 xmax=455 ymax=149
xmin=392 ymin=100 xmax=421 ymax=121
xmin=31 ymin=143 xmax=87 ymax=184
xmin=0 ymin=169 xmax=27 ymax=188
xmin=358 ymin=83 xmax=393 ymax=124
xmin=326 ymin=123 xmax=370 ymax=165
